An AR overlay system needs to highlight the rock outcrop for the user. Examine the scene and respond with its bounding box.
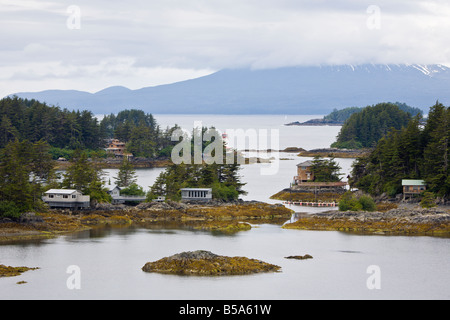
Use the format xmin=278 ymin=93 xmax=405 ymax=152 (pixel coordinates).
xmin=285 ymin=254 xmax=313 ymax=260
xmin=142 ymin=250 xmax=281 ymax=276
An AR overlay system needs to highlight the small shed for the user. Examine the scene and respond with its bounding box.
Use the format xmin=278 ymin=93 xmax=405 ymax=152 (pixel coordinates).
xmin=108 ymin=186 xmax=146 ymax=204
xmin=402 ymin=180 xmax=426 ymax=199
xmin=181 ymin=188 xmax=213 ymax=201
xmin=109 ymin=186 xmax=122 ymax=198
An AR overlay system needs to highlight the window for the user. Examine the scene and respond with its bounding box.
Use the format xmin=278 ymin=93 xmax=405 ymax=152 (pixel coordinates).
xmin=63 ymin=195 xmax=69 ymax=199
xmin=49 ymin=194 xmax=54 ymax=198
xmin=72 ymin=195 xmax=77 ymax=199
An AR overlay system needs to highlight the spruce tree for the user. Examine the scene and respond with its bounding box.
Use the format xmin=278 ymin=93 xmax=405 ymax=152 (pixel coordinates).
xmin=62 ymin=149 xmax=111 ymax=203
xmin=114 ymin=157 xmax=137 ymax=187
xmin=310 ymin=156 xmax=342 ymax=182
xmin=422 ymin=102 xmax=449 ymax=197
xmin=0 ymin=140 xmax=56 ymax=217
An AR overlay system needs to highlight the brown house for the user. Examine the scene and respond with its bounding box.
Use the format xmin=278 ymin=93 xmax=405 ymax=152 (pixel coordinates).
xmin=294 ymin=161 xmax=314 ymax=184
xmin=106 ymin=139 xmax=132 ymax=158
xmin=292 ymin=160 xmax=347 ymax=190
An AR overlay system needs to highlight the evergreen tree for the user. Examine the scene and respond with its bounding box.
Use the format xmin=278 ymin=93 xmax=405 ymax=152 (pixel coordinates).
xmin=62 ymin=150 xmax=94 ymax=192
xmin=62 ymin=150 xmax=111 ymax=203
xmin=310 ymin=156 xmax=342 ymax=182
xmin=0 ymin=140 xmax=55 ymax=217
xmin=148 ymin=161 xmax=246 ymax=201
xmin=120 ymin=183 xmax=145 ymax=196
xmin=126 ymin=121 xmax=156 ymax=158
xmin=114 ymin=157 xmax=137 ymax=187
xmin=0 ymin=115 xmax=18 ymax=147
xmin=421 ymin=102 xmax=450 ymax=197
xmin=0 ymin=140 xmax=34 ymax=214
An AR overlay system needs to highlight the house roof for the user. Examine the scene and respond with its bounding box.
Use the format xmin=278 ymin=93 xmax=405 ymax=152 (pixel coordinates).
xmin=45 ymin=189 xmax=78 ymax=194
xmin=297 ymin=161 xmax=313 ymax=167
xmin=402 ymin=180 xmax=426 ymax=186
xmin=181 ymin=188 xmax=212 ymax=191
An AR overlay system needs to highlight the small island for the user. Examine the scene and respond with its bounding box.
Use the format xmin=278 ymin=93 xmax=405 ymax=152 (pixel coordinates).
xmin=142 ymin=250 xmax=281 ymax=276
xmin=285 ymin=118 xmax=344 ymax=126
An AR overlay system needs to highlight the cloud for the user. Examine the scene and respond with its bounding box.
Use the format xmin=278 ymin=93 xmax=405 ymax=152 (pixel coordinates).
xmin=1 ymin=0 xmax=450 ymax=96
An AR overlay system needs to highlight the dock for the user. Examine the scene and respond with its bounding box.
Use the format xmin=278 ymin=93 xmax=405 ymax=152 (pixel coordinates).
xmin=283 ymin=201 xmax=336 ymax=207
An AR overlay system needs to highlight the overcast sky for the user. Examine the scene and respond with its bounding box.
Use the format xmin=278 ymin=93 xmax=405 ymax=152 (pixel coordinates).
xmin=1 ymin=0 xmax=450 ymax=97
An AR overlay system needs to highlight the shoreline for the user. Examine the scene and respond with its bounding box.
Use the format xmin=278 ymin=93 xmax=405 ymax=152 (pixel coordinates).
xmin=2 ymin=200 xmax=449 ymax=243
xmin=297 ymin=148 xmax=370 ymax=159
xmin=0 ymin=201 xmax=293 ymax=243
xmin=54 ymin=158 xmax=172 ymax=170
xmin=283 ymin=207 xmax=450 ymax=237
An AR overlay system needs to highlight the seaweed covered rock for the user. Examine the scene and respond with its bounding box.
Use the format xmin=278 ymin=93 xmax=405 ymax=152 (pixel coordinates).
xmin=142 ymin=250 xmax=281 ymax=276
xmin=0 ymin=264 xmax=39 ymax=277
xmin=283 ymin=207 xmax=450 ymax=236
xmin=285 ymin=254 xmax=313 ymax=260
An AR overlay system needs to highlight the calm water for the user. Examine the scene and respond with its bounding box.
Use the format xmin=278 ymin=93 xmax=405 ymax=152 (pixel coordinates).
xmin=155 ymin=114 xmax=341 ymax=150
xmin=1 ymin=114 xmax=449 ymax=300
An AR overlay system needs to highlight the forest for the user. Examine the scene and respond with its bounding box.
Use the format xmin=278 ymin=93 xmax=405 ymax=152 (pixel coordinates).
xmin=331 ymin=102 xmax=422 ymax=149
xmin=0 ymin=96 xmax=102 ymax=150
xmin=324 ymin=102 xmax=421 ymax=124
xmin=0 ymin=96 xmax=180 ymax=159
xmin=0 ymin=99 xmax=248 ymax=217
xmin=349 ymin=101 xmax=449 ymax=200
xmin=148 ymin=127 xmax=246 ymax=201
xmin=0 ymin=97 xmax=180 ymax=218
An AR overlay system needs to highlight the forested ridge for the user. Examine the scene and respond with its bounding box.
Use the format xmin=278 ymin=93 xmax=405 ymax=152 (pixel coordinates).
xmin=0 ymin=96 xmax=102 ymax=150
xmin=331 ymin=102 xmax=422 ymax=149
xmin=324 ymin=102 xmax=421 ymax=123
xmin=0 ymin=96 xmax=178 ymax=159
xmin=350 ymin=101 xmax=449 ymax=200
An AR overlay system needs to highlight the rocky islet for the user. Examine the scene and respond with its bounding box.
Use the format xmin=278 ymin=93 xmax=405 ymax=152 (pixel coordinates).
xmin=142 ymin=250 xmax=281 ymax=276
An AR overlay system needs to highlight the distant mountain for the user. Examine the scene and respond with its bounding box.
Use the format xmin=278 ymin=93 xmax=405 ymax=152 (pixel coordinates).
xmin=8 ymin=64 xmax=450 ymax=115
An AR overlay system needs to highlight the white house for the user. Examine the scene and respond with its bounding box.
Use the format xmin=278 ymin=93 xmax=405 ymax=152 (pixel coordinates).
xmin=43 ymin=189 xmax=90 ymax=209
xmin=181 ymin=188 xmax=213 ymax=201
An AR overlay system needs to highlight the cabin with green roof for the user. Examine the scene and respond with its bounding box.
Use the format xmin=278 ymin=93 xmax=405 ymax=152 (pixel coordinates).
xmin=402 ymin=180 xmax=426 ymax=199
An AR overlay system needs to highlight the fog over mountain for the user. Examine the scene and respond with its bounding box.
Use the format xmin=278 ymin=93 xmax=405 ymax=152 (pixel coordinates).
xmin=9 ymin=64 xmax=450 ymax=115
